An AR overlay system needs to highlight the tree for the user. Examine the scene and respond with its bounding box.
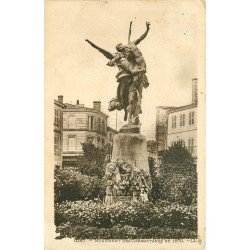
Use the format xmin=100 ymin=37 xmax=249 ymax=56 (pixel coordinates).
xmin=160 ymin=140 xmax=196 ymax=174
xmin=76 ymin=143 xmax=107 ymax=178
xmin=157 ymin=140 xmax=197 ymax=205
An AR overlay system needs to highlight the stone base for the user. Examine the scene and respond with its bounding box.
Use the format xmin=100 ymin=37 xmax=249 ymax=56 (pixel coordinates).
xmin=113 ymin=195 xmax=132 ymax=203
xmin=119 ymin=124 xmax=140 ymax=134
xmin=111 ymin=132 xmax=149 ymax=172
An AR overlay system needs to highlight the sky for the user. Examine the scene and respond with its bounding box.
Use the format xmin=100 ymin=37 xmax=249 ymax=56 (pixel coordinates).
xmin=46 ymin=0 xmax=203 ymax=139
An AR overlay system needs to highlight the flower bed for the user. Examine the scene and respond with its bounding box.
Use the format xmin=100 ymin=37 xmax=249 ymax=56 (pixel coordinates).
xmin=55 ymin=200 xmax=197 ymax=239
xmin=56 ymin=224 xmax=197 ymax=239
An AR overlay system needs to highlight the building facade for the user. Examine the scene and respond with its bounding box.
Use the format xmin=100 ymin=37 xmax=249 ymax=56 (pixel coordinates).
xmin=167 ymin=103 xmax=197 ymax=158
xmin=62 ymin=100 xmax=109 ymax=168
xmin=155 ymin=78 xmax=198 ymax=159
xmin=54 ymin=96 xmax=65 ymax=167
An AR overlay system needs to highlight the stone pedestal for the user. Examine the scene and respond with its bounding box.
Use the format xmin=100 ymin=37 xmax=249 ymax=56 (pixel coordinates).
xmin=111 ymin=127 xmax=149 ymax=172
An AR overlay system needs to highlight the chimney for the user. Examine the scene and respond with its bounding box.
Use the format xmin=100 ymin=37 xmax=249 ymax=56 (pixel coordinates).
xmin=58 ymin=95 xmax=63 ymax=103
xmin=76 ymin=100 xmax=79 ymax=105
xmin=93 ymin=101 xmax=101 ymax=111
xmin=192 ymin=78 xmax=198 ymax=104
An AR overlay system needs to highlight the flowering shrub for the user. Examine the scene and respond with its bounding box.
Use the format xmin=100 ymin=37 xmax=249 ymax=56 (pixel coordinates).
xmin=56 ymin=223 xmax=197 ymax=240
xmin=108 ymin=202 xmax=159 ymax=228
xmin=55 ymin=200 xmax=111 ymax=227
xmin=54 ymin=169 xmax=105 ymax=202
xmin=55 ymin=200 xmax=197 ymax=232
xmin=156 ymin=172 xmax=197 ymax=205
xmin=156 ymin=202 xmax=197 ymax=229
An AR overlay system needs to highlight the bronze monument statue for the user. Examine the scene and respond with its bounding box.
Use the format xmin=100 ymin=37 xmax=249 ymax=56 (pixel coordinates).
xmin=85 ymin=21 xmax=150 ymax=126
xmin=85 ymin=22 xmax=151 ymax=203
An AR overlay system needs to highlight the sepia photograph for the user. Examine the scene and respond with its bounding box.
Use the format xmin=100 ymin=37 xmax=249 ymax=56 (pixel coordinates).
xmin=45 ymin=0 xmax=205 ymax=249
xmin=3 ymin=1 xmax=250 ymax=250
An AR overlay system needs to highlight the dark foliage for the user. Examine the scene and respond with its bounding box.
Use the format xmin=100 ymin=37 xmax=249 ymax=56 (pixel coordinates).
xmin=148 ymin=156 xmax=162 ymax=201
xmin=76 ymin=142 xmax=107 ymax=178
xmin=149 ymin=141 xmax=197 ymax=205
xmin=54 ymin=168 xmax=105 ymax=203
xmin=161 ymin=140 xmax=196 ymax=174
xmin=55 ymin=200 xmax=197 ymax=228
xmin=55 ymin=200 xmax=197 ymax=239
xmin=56 ymin=223 xmax=197 ymax=239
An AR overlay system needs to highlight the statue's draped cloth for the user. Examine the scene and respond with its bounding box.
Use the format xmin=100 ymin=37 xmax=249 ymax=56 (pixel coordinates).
xmin=115 ymin=58 xmax=147 ymax=116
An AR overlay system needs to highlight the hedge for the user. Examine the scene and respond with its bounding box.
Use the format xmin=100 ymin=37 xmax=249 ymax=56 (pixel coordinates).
xmin=55 ymin=200 xmax=197 ymax=231
xmin=56 ymin=223 xmax=197 ymax=240
xmin=54 ymin=169 xmax=105 ymax=202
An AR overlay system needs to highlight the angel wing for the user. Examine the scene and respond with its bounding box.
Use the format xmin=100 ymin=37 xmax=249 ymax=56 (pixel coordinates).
xmin=85 ymin=39 xmax=115 ymax=60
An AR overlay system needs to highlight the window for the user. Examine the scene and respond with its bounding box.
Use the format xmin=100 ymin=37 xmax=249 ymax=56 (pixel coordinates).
xmin=188 ymin=138 xmax=194 ymax=155
xmin=88 ymin=116 xmax=93 ymax=130
xmin=102 ymin=138 xmax=105 ymax=146
xmin=189 ymin=111 xmax=195 ymax=125
xmin=98 ymin=118 xmax=101 ymax=131
xmin=68 ymin=116 xmax=76 ymax=128
xmin=180 ymin=114 xmax=185 ymax=126
xmin=54 ymin=109 xmax=60 ymax=124
xmin=54 ymin=136 xmax=59 ymax=155
xmin=172 ymin=116 xmax=176 ymax=128
xmin=68 ymin=136 xmax=76 ymax=151
xmin=102 ymin=120 xmax=105 ymax=132
xmin=171 ymin=141 xmax=175 ymax=146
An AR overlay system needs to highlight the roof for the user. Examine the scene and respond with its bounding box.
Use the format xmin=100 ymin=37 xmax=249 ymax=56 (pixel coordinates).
xmin=63 ymin=103 xmax=109 ymax=118
xmin=156 ymin=106 xmax=176 ymax=110
xmin=54 ymin=99 xmax=66 ymax=108
xmin=168 ymin=103 xmax=197 ymax=113
xmin=107 ymin=126 xmax=118 ymax=134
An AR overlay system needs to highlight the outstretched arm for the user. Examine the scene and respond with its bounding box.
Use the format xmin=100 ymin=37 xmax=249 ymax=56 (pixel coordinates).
xmin=132 ymin=21 xmax=150 ymax=45
xmin=107 ymin=53 xmax=123 ymax=67
xmin=85 ymin=39 xmax=115 ymax=60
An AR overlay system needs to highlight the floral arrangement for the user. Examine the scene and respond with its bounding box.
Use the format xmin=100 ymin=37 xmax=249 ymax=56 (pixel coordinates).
xmin=104 ymin=162 xmax=117 ymax=179
xmin=104 ymin=159 xmax=152 ymax=197
xmin=116 ymin=159 xmax=133 ymax=174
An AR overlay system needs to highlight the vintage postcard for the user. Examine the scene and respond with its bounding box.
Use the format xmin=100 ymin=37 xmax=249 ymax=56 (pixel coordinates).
xmin=45 ymin=0 xmax=205 ymax=249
